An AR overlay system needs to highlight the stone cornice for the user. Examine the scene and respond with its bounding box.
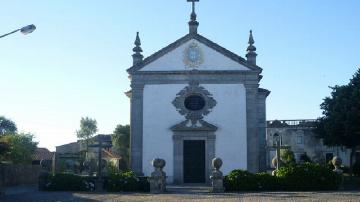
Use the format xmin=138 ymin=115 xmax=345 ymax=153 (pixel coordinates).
xmin=171 ymin=120 xmax=217 ymax=132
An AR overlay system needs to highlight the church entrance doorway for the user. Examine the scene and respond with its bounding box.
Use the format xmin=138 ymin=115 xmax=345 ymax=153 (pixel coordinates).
xmin=183 ymin=140 xmax=205 ymax=183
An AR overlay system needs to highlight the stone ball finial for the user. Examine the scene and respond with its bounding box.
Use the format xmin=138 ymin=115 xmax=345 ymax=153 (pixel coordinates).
xmin=152 ymin=158 xmax=166 ymax=169
xmin=271 ymin=156 xmax=283 ymax=168
xmin=40 ymin=159 xmax=47 ymax=168
xmin=332 ymin=156 xmax=342 ymax=167
xmin=212 ymin=158 xmax=223 ymax=170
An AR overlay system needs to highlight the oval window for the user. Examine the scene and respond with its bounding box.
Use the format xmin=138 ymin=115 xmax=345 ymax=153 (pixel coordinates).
xmin=184 ymin=95 xmax=205 ymax=111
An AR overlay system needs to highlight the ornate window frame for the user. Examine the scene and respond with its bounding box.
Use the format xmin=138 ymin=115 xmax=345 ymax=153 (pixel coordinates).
xmin=172 ymin=81 xmax=216 ymax=125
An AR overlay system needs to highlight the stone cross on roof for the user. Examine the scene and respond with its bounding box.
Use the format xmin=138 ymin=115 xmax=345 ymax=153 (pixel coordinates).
xmin=187 ymin=0 xmax=200 ymax=34
xmin=187 ymin=0 xmax=199 ymax=17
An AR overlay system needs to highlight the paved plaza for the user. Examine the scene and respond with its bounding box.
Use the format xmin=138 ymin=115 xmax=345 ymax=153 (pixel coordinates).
xmin=2 ymin=185 xmax=360 ymax=202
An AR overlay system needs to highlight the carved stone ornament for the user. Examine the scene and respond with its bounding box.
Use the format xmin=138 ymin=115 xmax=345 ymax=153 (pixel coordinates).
xmin=172 ymin=81 xmax=216 ymax=125
xmin=183 ymin=42 xmax=204 ymax=68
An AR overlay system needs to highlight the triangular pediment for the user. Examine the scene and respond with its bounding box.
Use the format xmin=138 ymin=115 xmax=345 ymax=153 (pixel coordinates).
xmin=127 ymin=34 xmax=261 ymax=73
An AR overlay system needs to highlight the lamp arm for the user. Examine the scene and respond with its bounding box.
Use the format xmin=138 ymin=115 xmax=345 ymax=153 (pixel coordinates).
xmin=0 ymin=29 xmax=20 ymax=38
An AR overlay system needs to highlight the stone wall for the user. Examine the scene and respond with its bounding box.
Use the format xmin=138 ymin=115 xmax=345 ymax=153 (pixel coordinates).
xmin=0 ymin=164 xmax=40 ymax=187
xmin=56 ymin=142 xmax=80 ymax=154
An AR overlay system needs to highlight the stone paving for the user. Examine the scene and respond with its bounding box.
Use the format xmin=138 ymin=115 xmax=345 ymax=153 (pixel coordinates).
xmin=1 ymin=185 xmax=360 ymax=202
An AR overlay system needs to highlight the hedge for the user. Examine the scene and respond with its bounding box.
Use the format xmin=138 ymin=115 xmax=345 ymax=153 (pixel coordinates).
xmin=224 ymin=170 xmax=280 ymax=191
xmin=224 ymin=163 xmax=342 ymax=191
xmin=42 ymin=173 xmax=95 ymax=191
xmin=104 ymin=171 xmax=149 ymax=192
xmin=41 ymin=171 xmax=149 ymax=192
xmin=277 ymin=163 xmax=342 ymax=191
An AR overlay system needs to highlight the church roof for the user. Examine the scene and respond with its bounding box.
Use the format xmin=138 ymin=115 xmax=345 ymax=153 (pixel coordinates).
xmin=127 ymin=33 xmax=262 ymax=74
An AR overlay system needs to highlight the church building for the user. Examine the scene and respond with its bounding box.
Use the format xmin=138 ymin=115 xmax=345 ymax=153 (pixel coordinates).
xmin=126 ymin=0 xmax=270 ymax=184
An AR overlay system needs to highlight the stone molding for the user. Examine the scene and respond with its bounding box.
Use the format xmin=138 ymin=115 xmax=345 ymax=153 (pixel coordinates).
xmin=172 ymin=81 xmax=217 ymax=125
xmin=171 ymin=120 xmax=217 ymax=132
xmin=172 ymin=131 xmax=216 ymax=184
xmin=127 ymin=33 xmax=262 ymax=74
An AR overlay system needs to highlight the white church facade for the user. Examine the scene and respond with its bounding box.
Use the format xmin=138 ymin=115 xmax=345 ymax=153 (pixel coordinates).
xmin=126 ymin=1 xmax=269 ymax=184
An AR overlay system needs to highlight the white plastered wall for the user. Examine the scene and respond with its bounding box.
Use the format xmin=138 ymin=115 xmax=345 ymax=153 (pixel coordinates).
xmin=142 ymin=83 xmax=247 ymax=183
xmin=140 ymin=39 xmax=250 ymax=71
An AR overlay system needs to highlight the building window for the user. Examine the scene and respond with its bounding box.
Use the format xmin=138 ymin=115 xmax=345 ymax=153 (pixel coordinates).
xmin=296 ymin=135 xmax=304 ymax=145
xmin=184 ymin=94 xmax=206 ymax=111
xmin=326 ymin=153 xmax=334 ymax=163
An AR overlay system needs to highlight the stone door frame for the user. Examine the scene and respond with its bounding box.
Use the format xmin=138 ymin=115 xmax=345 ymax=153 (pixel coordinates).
xmin=172 ymin=131 xmax=215 ymax=184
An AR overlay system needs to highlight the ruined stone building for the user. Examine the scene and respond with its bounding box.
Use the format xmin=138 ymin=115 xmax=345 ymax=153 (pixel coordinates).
xmin=266 ymin=119 xmax=353 ymax=168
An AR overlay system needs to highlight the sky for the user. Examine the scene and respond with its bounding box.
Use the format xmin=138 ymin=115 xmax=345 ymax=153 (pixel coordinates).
xmin=0 ymin=0 xmax=359 ymax=151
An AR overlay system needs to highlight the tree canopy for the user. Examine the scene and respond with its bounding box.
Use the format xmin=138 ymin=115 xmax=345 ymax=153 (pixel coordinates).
xmin=0 ymin=133 xmax=38 ymax=164
xmin=0 ymin=116 xmax=38 ymax=164
xmin=0 ymin=116 xmax=17 ymax=135
xmin=112 ymin=124 xmax=130 ymax=167
xmin=76 ymin=117 xmax=98 ymax=144
xmin=315 ymin=68 xmax=360 ymax=174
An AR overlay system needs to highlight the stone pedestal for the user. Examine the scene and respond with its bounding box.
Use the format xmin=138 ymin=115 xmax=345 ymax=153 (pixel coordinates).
xmin=149 ymin=158 xmax=166 ymax=194
xmin=210 ymin=157 xmax=224 ymax=193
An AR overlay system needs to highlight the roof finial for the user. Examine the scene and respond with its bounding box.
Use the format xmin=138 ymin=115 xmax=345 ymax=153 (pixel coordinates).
xmin=187 ymin=0 xmax=199 ymax=34
xmin=246 ymin=30 xmax=257 ymax=65
xmin=132 ymin=32 xmax=143 ymax=66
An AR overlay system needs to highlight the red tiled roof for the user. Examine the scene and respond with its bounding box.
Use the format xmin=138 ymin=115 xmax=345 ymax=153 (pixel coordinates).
xmin=32 ymin=148 xmax=54 ymax=161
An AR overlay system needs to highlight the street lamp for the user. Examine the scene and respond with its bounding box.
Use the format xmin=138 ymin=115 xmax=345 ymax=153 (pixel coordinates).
xmin=0 ymin=24 xmax=36 ymax=38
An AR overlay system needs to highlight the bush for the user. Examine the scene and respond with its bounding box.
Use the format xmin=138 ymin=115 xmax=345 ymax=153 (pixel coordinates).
xmin=280 ymin=149 xmax=296 ymax=166
xmin=300 ymin=153 xmax=312 ymax=163
xmin=225 ymin=163 xmax=342 ymax=192
xmin=105 ymin=171 xmax=149 ymax=192
xmin=352 ymin=161 xmax=360 ymax=176
xmin=327 ymin=160 xmax=350 ymax=174
xmin=44 ymin=173 xmax=95 ymax=191
xmin=277 ymin=162 xmax=342 ymax=191
xmin=224 ymin=170 xmax=281 ymax=191
xmin=343 ymin=176 xmax=360 ymax=190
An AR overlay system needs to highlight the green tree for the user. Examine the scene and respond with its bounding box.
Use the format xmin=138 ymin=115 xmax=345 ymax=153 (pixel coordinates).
xmin=76 ymin=117 xmax=98 ymax=150
xmin=314 ymin=68 xmax=360 ymax=175
xmin=0 ymin=133 xmax=38 ymax=164
xmin=112 ymin=124 xmax=130 ymax=168
xmin=280 ymin=148 xmax=296 ymax=165
xmin=0 ymin=116 xmax=17 ymax=135
xmin=0 ymin=140 xmax=10 ymax=158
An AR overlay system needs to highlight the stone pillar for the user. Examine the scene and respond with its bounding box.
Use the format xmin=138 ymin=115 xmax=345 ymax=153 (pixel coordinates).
xmin=149 ymin=158 xmax=166 ymax=194
xmin=210 ymin=158 xmax=224 ymax=193
xmin=130 ymin=83 xmax=144 ymax=175
xmin=245 ymin=85 xmax=260 ymax=172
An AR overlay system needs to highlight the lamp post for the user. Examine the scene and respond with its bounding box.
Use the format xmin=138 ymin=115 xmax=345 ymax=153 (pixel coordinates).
xmin=0 ymin=24 xmax=36 ymax=38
